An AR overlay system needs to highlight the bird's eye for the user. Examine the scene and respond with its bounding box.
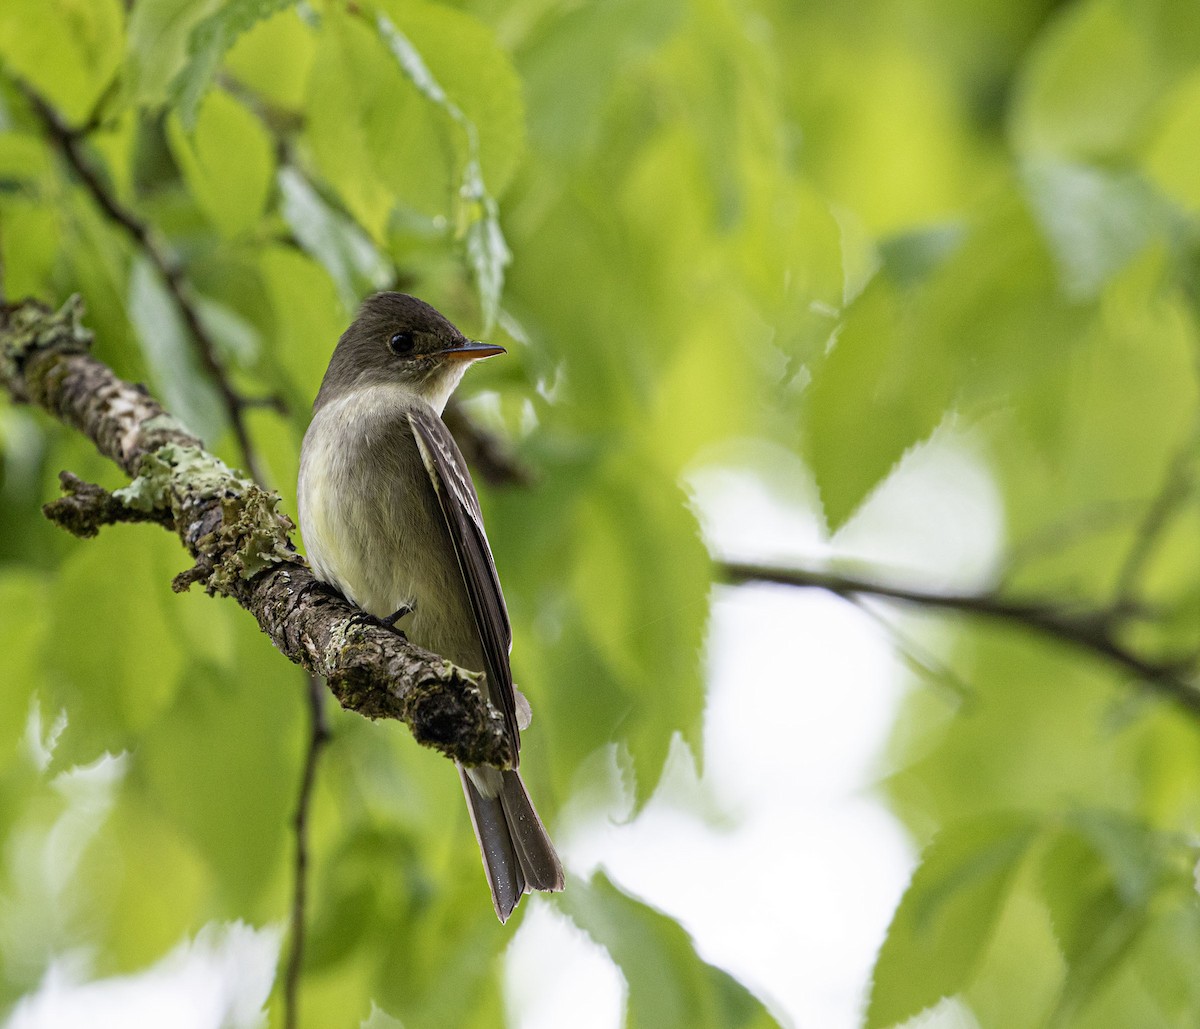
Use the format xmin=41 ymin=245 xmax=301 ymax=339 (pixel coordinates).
xmin=389 ymin=331 xmax=415 ymax=355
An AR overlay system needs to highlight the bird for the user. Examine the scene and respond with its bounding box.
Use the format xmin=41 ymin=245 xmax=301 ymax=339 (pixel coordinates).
xmin=297 ymin=291 xmax=563 ymax=922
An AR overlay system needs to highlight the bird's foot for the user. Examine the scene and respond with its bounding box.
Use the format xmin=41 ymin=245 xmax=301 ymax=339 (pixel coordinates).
xmin=380 ymin=601 xmax=415 ymax=628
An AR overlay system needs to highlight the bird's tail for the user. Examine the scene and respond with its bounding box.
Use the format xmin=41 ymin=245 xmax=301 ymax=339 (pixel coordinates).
xmin=459 ymin=765 xmax=565 ymax=922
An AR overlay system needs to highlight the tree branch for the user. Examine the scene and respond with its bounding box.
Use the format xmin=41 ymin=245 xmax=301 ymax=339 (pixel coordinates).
xmin=0 ymin=295 xmax=513 ymax=768
xmin=442 ymin=399 xmax=532 ymax=488
xmin=19 ymin=83 xmax=284 ymax=484
xmin=283 ymin=673 xmax=329 ymax=1029
xmin=1113 ymin=426 xmax=1199 ymax=609
xmin=719 ymin=560 xmax=1200 ymax=716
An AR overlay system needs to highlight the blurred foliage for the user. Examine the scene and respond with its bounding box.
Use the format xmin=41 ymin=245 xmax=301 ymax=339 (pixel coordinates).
xmin=1 ymin=0 xmax=1199 ymax=1027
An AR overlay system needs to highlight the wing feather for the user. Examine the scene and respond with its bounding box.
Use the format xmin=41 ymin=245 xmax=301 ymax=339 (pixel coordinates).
xmin=407 ymin=406 xmax=520 ymax=763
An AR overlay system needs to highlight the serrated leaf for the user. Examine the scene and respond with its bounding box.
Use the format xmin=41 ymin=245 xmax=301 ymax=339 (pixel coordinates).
xmin=568 ymin=459 xmax=709 ymax=807
xmin=167 ymin=89 xmax=274 ymax=238
xmin=562 ymin=872 xmax=780 ymax=1029
xmin=374 ymin=0 xmax=525 ymax=200
xmin=805 ymin=273 xmax=955 ymax=532
xmin=1038 ymin=811 xmax=1189 ymax=1026
xmin=169 ymin=0 xmax=300 ymax=130
xmin=866 ymin=816 xmax=1038 ymax=1029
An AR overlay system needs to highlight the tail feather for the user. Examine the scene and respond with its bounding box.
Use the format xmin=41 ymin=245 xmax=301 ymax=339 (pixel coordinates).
xmin=459 ymin=765 xmax=563 ymax=922
xmin=499 ymin=771 xmax=565 ymax=893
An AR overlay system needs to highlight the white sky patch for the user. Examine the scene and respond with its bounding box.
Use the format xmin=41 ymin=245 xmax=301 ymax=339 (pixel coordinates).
xmin=507 ymin=428 xmax=1005 ymax=1028
xmin=3 ymin=716 xmax=279 ymax=1029
xmin=504 ymin=901 xmax=625 ymax=1029
xmin=5 ymin=922 xmax=281 ymax=1029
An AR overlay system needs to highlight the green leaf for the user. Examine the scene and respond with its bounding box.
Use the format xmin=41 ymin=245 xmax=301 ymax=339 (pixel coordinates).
xmin=167 ymin=89 xmax=275 ymax=238
xmin=1011 ymin=0 xmax=1152 ymax=159
xmin=42 ymin=527 xmax=187 ymax=767
xmin=0 ymin=570 xmax=50 ymax=772
xmin=866 ymin=816 xmax=1038 ymax=1029
xmin=804 ymin=273 xmax=955 ymax=532
xmin=374 ymin=0 xmax=526 ymax=200
xmin=1022 ymin=159 xmax=1173 ymax=300
xmin=562 ymin=872 xmax=780 ymax=1029
xmin=878 ymin=224 xmax=967 ymax=289
xmin=360 ymin=1004 xmax=404 ymax=1029
xmin=1123 ymin=905 xmax=1200 ymax=1024
xmin=223 ymin=1 xmax=315 ymax=108
xmin=304 ymin=825 xmax=430 ymax=973
xmin=276 ymin=167 xmax=392 ymax=311
xmin=373 ymin=2 xmax=523 ymax=327
xmin=256 ymin=242 xmax=346 ymax=391
xmin=517 ymin=0 xmax=685 ymax=160
xmin=1144 ymin=72 xmax=1200 ymax=212
xmin=168 ymin=0 xmax=299 ymax=130
xmin=0 ymin=0 xmax=124 ymax=123
xmin=303 ymin=10 xmax=451 ymax=240
xmin=1038 ymin=811 xmax=1188 ymax=1026
xmin=133 ymin=624 xmax=300 ymax=912
xmin=82 ymin=795 xmax=212 ymax=971
xmin=127 ymin=256 xmax=226 ymax=444
xmin=121 ymin=0 xmax=219 ymax=109
xmin=567 ymin=459 xmax=710 ymax=806
xmin=0 ymin=198 xmax=61 ymax=302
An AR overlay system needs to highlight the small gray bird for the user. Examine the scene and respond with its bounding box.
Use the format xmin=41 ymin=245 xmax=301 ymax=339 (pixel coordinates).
xmin=297 ymin=291 xmax=564 ymax=922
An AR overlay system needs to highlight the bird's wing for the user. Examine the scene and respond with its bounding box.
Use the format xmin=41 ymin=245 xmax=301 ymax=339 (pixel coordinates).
xmin=407 ymin=404 xmax=520 ymax=763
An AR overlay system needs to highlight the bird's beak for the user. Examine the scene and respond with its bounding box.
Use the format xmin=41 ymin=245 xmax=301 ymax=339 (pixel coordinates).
xmin=439 ymin=341 xmax=507 ymax=362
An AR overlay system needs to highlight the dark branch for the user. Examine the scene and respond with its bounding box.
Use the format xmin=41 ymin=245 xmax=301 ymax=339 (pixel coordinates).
xmin=19 ymin=82 xmax=278 ymax=483
xmin=1113 ymin=427 xmax=1199 ymax=608
xmin=719 ymin=560 xmax=1200 ymax=717
xmin=442 ymin=400 xmax=532 ymax=488
xmin=283 ymin=673 xmax=330 ymax=1029
xmin=43 ymin=470 xmax=176 ymax=536
xmin=0 ymin=296 xmax=512 ymax=767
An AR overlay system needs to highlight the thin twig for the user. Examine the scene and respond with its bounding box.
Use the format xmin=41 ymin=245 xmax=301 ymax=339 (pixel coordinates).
xmin=850 ymin=598 xmax=975 ymax=706
xmin=1113 ymin=426 xmax=1199 ymax=609
xmin=719 ymin=561 xmax=1200 ymax=716
xmin=19 ymin=82 xmax=272 ymax=483
xmin=1001 ymin=499 xmax=1142 ymax=582
xmin=284 ymin=673 xmax=330 ymax=1029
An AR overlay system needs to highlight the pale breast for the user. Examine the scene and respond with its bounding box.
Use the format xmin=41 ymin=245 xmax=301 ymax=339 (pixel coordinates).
xmin=297 ymin=387 xmax=484 ymax=672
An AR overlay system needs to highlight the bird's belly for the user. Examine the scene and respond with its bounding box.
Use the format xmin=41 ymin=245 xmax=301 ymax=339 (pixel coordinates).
xmin=298 ymin=397 xmax=483 ymax=671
